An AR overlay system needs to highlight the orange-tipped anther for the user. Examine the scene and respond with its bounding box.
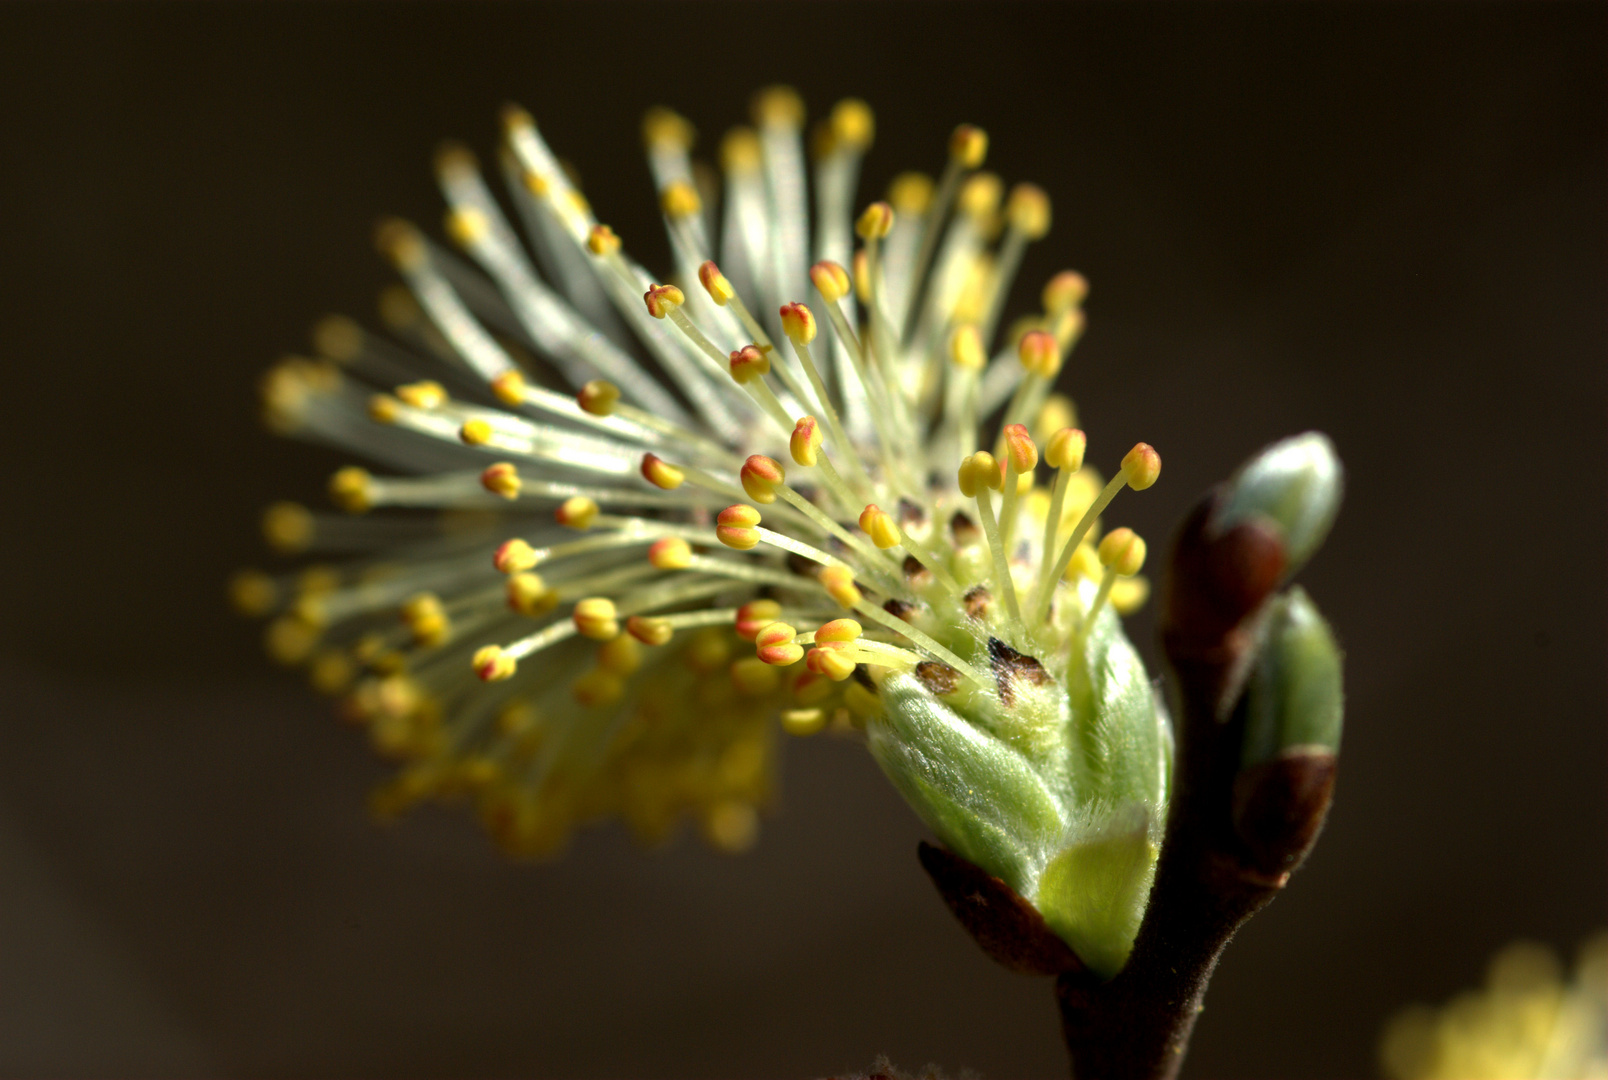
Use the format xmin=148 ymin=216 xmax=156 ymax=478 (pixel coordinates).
xmin=1006 ymin=183 xmax=1052 ymax=239
xmin=473 ymin=644 xmax=516 ymax=682
xmin=1046 ymin=428 xmax=1088 ymax=473
xmin=855 ymin=201 xmax=894 ymax=241
xmin=1098 ymin=527 xmax=1148 ymax=576
xmin=819 ymin=566 xmax=862 ymax=609
xmin=806 ymin=643 xmax=857 ymax=682
xmin=716 ymin=505 xmax=762 ymax=550
xmin=1043 ymin=270 xmax=1089 ymax=314
xmin=949 ymin=124 xmax=988 ymax=168
xmin=790 ymin=416 xmax=823 ymax=466
xmin=555 ymin=495 xmax=599 ymax=529
xmin=627 ymin=615 xmax=673 ymax=646
xmin=779 ymin=302 xmax=817 ymax=343
xmin=641 ymin=453 xmax=685 ymax=490
xmin=728 ymin=343 xmax=772 ymax=385
xmin=586 ymin=224 xmax=621 ymax=256
xmin=698 ymin=260 xmax=735 ymax=306
xmin=660 ymin=180 xmax=701 ymax=218
xmin=810 ymin=260 xmax=851 ymax=304
xmin=643 ymin=282 xmax=685 ymax=319
xmin=858 ymin=505 xmax=900 ymax=549
xmin=1122 ymin=443 xmax=1162 ymax=490
xmin=647 ymin=536 xmax=692 ymax=570
xmin=736 ymin=599 xmax=783 ymax=641
xmin=481 ymin=463 xmax=521 ymax=500
xmin=1002 ymin=423 xmax=1040 ymax=473
xmin=740 ymin=455 xmax=786 ymax=504
xmin=814 ymin=618 xmax=862 ymax=644
xmin=572 ymin=597 xmax=619 ymax=641
xmin=1018 ymin=328 xmax=1062 ymax=379
xmin=494 ymin=538 xmax=538 ymax=574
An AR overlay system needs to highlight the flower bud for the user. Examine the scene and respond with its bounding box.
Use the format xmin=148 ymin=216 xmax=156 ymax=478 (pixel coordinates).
xmin=1214 ymin=432 xmax=1343 ymax=578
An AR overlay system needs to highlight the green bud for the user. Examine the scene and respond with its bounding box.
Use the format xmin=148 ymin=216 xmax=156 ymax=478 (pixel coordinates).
xmin=1216 ymin=432 xmax=1343 ymax=577
xmin=1241 ymin=586 xmax=1344 ymax=768
xmin=868 ymin=578 xmax=1172 ymax=980
xmin=1233 ymin=587 xmax=1343 ymax=874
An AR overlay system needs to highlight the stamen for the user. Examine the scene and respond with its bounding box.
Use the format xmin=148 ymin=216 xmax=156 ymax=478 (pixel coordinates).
xmin=1036 ymin=442 xmax=1161 ymax=624
xmin=1083 ymin=527 xmax=1148 ymax=634
xmin=958 ymin=450 xmax=1020 ymax=623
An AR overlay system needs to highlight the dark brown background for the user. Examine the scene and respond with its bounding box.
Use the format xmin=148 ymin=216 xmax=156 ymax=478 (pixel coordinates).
xmin=0 ymin=2 xmax=1602 ymax=1077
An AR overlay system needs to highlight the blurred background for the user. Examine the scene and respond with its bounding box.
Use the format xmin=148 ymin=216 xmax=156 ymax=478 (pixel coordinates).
xmin=0 ymin=2 xmax=1602 ymax=1077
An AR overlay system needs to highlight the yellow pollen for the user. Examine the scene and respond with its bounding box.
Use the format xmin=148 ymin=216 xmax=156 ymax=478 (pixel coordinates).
xmin=473 ymin=644 xmax=517 ymax=682
xmin=858 ymin=505 xmax=900 ymax=549
xmin=506 ymin=573 xmax=558 ymax=616
xmin=641 ymin=453 xmax=686 ymax=490
xmin=659 ymin=180 xmax=701 ymax=219
xmin=395 ymin=380 xmax=447 ymax=410
xmin=719 ymin=127 xmax=762 ymax=172
xmin=459 ymin=419 xmax=493 ymax=446
xmin=781 ymin=708 xmax=827 ymax=736
xmin=852 ymin=250 xmax=871 ymax=303
xmin=1122 ymin=443 xmax=1163 ymax=489
xmin=806 ymin=643 xmax=857 ymax=682
xmin=949 ymin=124 xmax=989 ymax=168
xmin=957 ymin=451 xmax=1003 ymax=497
xmin=736 ymin=599 xmax=783 ymax=641
xmin=779 ymin=302 xmax=817 ymax=344
xmin=626 ymin=615 xmax=673 ymax=646
xmin=586 ymin=224 xmax=621 ymax=256
xmin=728 ymin=344 xmax=772 ymax=384
xmin=809 ymin=260 xmax=851 ymax=304
xmin=752 ymin=85 xmax=805 ymax=128
xmin=819 ymin=566 xmax=862 ymax=609
xmin=368 ymin=394 xmax=401 ymax=424
xmin=959 ymin=172 xmax=1003 ymax=221
xmin=1046 ymin=427 xmax=1088 ymax=472
xmin=491 ymin=369 xmax=527 ymax=407
xmin=1099 ymin=528 xmax=1148 ymax=577
xmin=1043 ymin=270 xmax=1089 ymax=314
xmin=716 ymin=504 xmax=762 ymax=550
xmin=855 ymin=201 xmax=894 ymax=240
xmin=740 ymin=455 xmax=786 ymax=504
xmin=1018 ymin=328 xmax=1062 ymax=379
xmin=830 ymin=98 xmax=875 ymax=151
xmin=789 ymin=416 xmax=823 ymax=466
xmin=815 ymin=618 xmax=862 ymax=644
xmin=888 ymin=171 xmax=934 ymax=215
xmin=698 ymin=260 xmax=735 ymax=305
xmin=1006 ymin=182 xmax=1052 ymax=239
xmin=949 ymin=324 xmax=985 ymax=371
xmin=445 ymin=205 xmax=489 ymax=248
xmin=1002 ymin=423 xmax=1040 ymax=473
xmin=643 ymin=282 xmax=685 ymax=319
xmin=641 ymin=105 xmax=696 ymax=150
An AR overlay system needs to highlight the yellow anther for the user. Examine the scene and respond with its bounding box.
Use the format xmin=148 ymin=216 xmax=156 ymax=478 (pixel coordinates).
xmin=647 ymin=536 xmax=692 ymax=570
xmin=309 ymin=650 xmax=355 ymax=696
xmin=735 ymin=599 xmax=783 ymax=641
xmin=809 ymin=260 xmax=851 ymax=304
xmin=578 ymin=379 xmax=620 ymax=416
xmin=720 ymin=127 xmax=763 ymax=172
xmin=308 ymin=317 xmax=362 ymax=366
xmin=858 ymin=505 xmax=901 ymax=549
xmin=1018 ymin=328 xmax=1062 ymax=379
xmin=473 ymin=644 xmax=517 ymax=682
xmin=572 ymin=597 xmax=619 ymax=640
xmin=1006 ymin=183 xmax=1052 ymax=239
xmin=781 ymin=708 xmax=827 ymax=736
xmin=716 ymin=504 xmax=762 ymax=550
xmin=395 ymin=381 xmax=447 ymax=410
xmin=756 ymin=622 xmax=804 ymax=667
xmin=779 ymin=302 xmax=817 ymax=344
xmin=1002 ymin=423 xmax=1040 ymax=473
xmin=958 ymin=172 xmax=1004 ymax=222
xmin=819 ymin=566 xmax=862 ymax=609
xmin=1111 ymin=576 xmax=1151 ymax=614
xmin=949 ymin=124 xmax=989 ymax=168
xmin=949 ymin=324 xmax=985 ymax=371
xmin=731 ymin=656 xmax=781 ymax=696
xmin=815 ymin=618 xmax=863 ymax=644
xmin=566 ymin=188 xmax=591 ymax=216
xmin=374 ymin=218 xmax=426 ymax=271
xmin=520 ymin=169 xmax=551 ymax=198
xmin=459 ymin=418 xmax=493 ymax=446
xmin=1098 ymin=527 xmax=1148 ymax=577
xmin=806 ymin=643 xmax=858 ymax=682
xmin=1043 ymin=270 xmax=1089 ymax=314
xmin=401 ymin=592 xmax=450 ymax=648
xmin=789 ymin=416 xmax=823 ymax=466
xmin=659 ymin=180 xmax=701 ymax=219
xmin=1070 ymin=542 xmax=1102 ymax=581
xmin=265 ymin=615 xmax=319 ymax=665
xmin=586 ymin=224 xmax=622 ymax=256
xmin=263 ymin=502 xmax=314 ymax=553
xmin=1121 ymin=443 xmax=1162 ymax=490
xmin=500 ymin=102 xmax=534 ymax=136
xmin=490 ymin=369 xmax=527 ymax=407
xmin=506 ymin=572 xmax=558 ymax=616
xmin=698 ymin=260 xmax=735 ymax=305
xmin=572 ymin=668 xmax=624 ymax=707
xmin=640 ymin=452 xmax=685 ymax=490
xmin=368 ymin=394 xmax=401 ymax=424
xmin=229 ymin=569 xmax=278 ymax=617
xmin=957 ymin=451 xmax=1003 ymax=497
xmin=740 ymin=455 xmax=786 ymax=504
xmin=830 ymin=98 xmax=875 ymax=151
xmin=641 ymin=105 xmax=696 ymax=150
xmin=626 ymin=615 xmax=673 ymax=646
xmin=377 ymin=284 xmax=420 ymax=331
xmin=643 ymin=282 xmax=684 ymax=319
xmin=555 ymin=495 xmax=599 ymax=529
xmin=790 ymin=669 xmax=834 ymax=706
xmin=703 ymin=800 xmax=760 ymax=854
xmin=598 ymin=632 xmax=642 ymax=676
xmin=888 ymin=171 xmax=935 ymax=215
xmin=329 ymin=467 xmax=373 ymax=513
xmin=1046 ymin=427 xmax=1088 ymax=473
xmin=493 ymin=538 xmax=539 ymax=574
xmin=1035 ymin=393 xmax=1078 ymax=444
xmin=684 ymin=626 xmax=733 ymax=674
xmin=752 ymin=85 xmax=805 ymax=128
xmin=728 ymin=343 xmax=772 ymax=384
xmin=480 ymin=462 xmax=522 ymax=500
xmin=445 ymin=205 xmax=489 ymax=249
xmin=855 ymin=200 xmax=894 ymax=240
xmin=852 ymin=249 xmax=871 ymax=303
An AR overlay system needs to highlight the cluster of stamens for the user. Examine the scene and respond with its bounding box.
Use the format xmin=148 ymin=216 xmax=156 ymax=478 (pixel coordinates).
xmin=236 ymin=88 xmax=1160 ymax=857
